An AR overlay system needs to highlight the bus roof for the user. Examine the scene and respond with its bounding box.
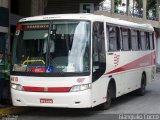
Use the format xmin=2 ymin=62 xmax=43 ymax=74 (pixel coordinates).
xmin=19 ymin=13 xmax=154 ymax=32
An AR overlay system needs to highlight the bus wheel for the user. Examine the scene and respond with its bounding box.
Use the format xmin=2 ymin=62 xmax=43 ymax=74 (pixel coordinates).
xmin=99 ymin=85 xmax=112 ymax=110
xmin=136 ymin=74 xmax=146 ymax=96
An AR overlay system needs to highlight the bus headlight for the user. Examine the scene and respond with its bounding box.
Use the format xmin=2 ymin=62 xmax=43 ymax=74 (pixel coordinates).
xmin=11 ymin=83 xmax=23 ymax=91
xmin=70 ymin=84 xmax=91 ymax=92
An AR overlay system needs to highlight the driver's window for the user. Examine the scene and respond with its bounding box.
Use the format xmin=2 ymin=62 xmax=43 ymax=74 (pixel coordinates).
xmin=92 ymin=22 xmax=106 ymax=81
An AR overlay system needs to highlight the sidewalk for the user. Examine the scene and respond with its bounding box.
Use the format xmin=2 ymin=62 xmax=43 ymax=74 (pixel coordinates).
xmin=0 ymin=106 xmax=29 ymax=117
xmin=0 ymin=104 xmax=5 ymax=108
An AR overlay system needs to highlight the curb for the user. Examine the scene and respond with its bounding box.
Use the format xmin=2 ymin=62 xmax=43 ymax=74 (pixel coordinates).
xmin=0 ymin=106 xmax=28 ymax=117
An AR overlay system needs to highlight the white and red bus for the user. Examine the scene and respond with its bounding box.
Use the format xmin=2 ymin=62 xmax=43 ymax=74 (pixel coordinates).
xmin=11 ymin=14 xmax=156 ymax=109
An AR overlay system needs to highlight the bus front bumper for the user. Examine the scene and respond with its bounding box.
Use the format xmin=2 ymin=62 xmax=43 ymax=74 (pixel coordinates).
xmin=11 ymin=89 xmax=92 ymax=108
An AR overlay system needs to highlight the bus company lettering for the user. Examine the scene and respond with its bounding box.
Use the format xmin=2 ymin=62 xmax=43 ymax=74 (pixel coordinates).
xmin=77 ymin=78 xmax=85 ymax=83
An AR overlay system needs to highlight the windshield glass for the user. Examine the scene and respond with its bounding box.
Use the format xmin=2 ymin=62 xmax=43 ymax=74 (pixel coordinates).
xmin=12 ymin=20 xmax=90 ymax=74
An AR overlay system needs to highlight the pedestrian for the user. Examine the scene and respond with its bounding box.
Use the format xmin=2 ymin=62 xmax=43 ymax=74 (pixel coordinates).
xmin=1 ymin=51 xmax=11 ymax=104
xmin=3 ymin=51 xmax=11 ymax=79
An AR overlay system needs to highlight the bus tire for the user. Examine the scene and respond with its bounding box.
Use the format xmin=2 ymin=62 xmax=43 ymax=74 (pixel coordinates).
xmin=99 ymin=84 xmax=112 ymax=110
xmin=136 ymin=74 xmax=146 ymax=96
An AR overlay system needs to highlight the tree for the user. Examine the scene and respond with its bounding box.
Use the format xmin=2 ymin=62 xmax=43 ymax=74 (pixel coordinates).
xmin=134 ymin=0 xmax=157 ymax=18
xmin=114 ymin=0 xmax=122 ymax=13
xmin=146 ymin=0 xmax=156 ymax=19
xmin=134 ymin=0 xmax=143 ymax=17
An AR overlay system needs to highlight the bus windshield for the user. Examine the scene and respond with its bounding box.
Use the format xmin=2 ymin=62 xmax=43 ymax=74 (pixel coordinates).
xmin=12 ymin=20 xmax=90 ymax=74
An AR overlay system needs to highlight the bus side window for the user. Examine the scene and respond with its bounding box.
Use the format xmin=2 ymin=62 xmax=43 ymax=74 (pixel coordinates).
xmin=149 ymin=33 xmax=154 ymax=50
xmin=137 ymin=31 xmax=141 ymax=50
xmin=121 ymin=28 xmax=130 ymax=51
xmin=131 ymin=30 xmax=139 ymax=51
xmin=140 ymin=31 xmax=148 ymax=50
xmin=92 ymin=22 xmax=106 ymax=81
xmin=153 ymin=33 xmax=155 ymax=49
xmin=146 ymin=32 xmax=150 ymax=50
xmin=107 ymin=26 xmax=120 ymax=51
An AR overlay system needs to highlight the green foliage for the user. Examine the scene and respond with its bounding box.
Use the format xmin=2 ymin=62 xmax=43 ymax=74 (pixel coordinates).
xmin=147 ymin=0 xmax=157 ymax=17
xmin=115 ymin=0 xmax=122 ymax=6
xmin=135 ymin=0 xmax=156 ymax=10
xmin=114 ymin=0 xmax=122 ymax=13
xmin=135 ymin=0 xmax=157 ymax=17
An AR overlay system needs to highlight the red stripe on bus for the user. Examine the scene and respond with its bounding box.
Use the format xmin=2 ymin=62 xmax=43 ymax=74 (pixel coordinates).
xmin=48 ymin=87 xmax=71 ymax=92
xmin=23 ymin=86 xmax=44 ymax=92
xmin=106 ymin=52 xmax=155 ymax=75
xmin=23 ymin=86 xmax=71 ymax=92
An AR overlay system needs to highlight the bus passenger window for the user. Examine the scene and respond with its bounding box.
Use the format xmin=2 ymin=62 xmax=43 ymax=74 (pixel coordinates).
xmin=145 ymin=32 xmax=150 ymax=50
xmin=107 ymin=26 xmax=120 ymax=51
xmin=140 ymin=32 xmax=146 ymax=50
xmin=149 ymin=33 xmax=154 ymax=50
xmin=137 ymin=31 xmax=141 ymax=50
xmin=121 ymin=28 xmax=130 ymax=51
xmin=131 ymin=30 xmax=138 ymax=51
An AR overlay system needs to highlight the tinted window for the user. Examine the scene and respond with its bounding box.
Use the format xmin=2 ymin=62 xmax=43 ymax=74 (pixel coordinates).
xmin=107 ymin=26 xmax=120 ymax=51
xmin=146 ymin=32 xmax=150 ymax=50
xmin=140 ymin=32 xmax=146 ymax=50
xmin=131 ymin=30 xmax=138 ymax=50
xmin=121 ymin=28 xmax=130 ymax=51
xmin=149 ymin=33 xmax=154 ymax=50
xmin=137 ymin=31 xmax=141 ymax=50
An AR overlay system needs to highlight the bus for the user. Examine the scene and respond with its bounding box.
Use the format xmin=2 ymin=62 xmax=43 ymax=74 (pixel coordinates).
xmin=11 ymin=14 xmax=156 ymax=109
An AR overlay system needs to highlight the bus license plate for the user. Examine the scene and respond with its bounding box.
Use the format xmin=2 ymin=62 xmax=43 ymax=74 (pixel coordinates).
xmin=40 ymin=98 xmax=53 ymax=103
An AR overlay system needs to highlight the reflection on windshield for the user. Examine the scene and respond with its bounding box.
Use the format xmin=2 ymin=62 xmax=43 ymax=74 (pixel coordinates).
xmin=12 ymin=20 xmax=90 ymax=74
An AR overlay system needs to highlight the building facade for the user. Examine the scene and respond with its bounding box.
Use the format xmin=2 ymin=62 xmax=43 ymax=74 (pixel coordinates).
xmin=0 ymin=0 xmax=160 ymax=64
xmin=0 ymin=0 xmax=9 ymax=55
